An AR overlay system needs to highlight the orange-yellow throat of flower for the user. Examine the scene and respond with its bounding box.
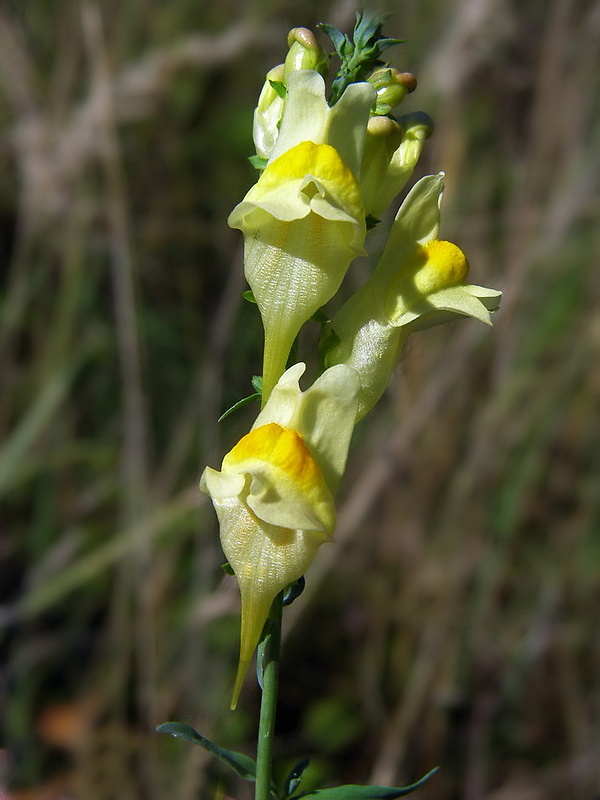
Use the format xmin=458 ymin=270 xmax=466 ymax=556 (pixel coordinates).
xmin=226 ymin=423 xmax=323 ymax=492
xmin=414 ymin=239 xmax=469 ymax=294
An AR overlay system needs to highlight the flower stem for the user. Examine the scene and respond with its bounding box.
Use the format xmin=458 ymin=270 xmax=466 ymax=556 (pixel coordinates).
xmin=255 ymin=593 xmax=283 ymax=800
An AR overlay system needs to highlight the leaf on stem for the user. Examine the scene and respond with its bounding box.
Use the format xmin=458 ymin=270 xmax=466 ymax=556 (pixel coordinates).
xmin=319 ymin=12 xmax=405 ymax=105
xmin=282 ymin=576 xmax=306 ymax=606
xmin=156 ymin=722 xmax=257 ymax=782
xmin=218 ymin=376 xmax=263 ymax=422
xmin=290 ymin=767 xmax=438 ymax=799
xmin=282 ymin=756 xmax=311 ymax=798
xmin=218 ymin=393 xmax=261 ymax=422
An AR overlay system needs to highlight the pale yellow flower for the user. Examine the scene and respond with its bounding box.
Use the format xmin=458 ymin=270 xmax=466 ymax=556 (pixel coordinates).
xmin=324 ymin=173 xmax=501 ymax=419
xmin=229 ymin=71 xmax=375 ymax=403
xmin=200 ymin=363 xmax=360 ymax=707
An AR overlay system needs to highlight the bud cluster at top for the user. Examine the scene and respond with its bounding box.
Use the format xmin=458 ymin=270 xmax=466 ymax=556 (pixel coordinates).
xmin=235 ymin=12 xmax=444 ymax=403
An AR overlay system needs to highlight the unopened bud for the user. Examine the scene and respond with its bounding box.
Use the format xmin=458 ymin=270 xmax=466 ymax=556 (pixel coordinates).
xmin=361 ymin=116 xmax=404 ymax=216
xmin=366 ymin=115 xmax=404 ymax=142
xmin=399 ymin=110 xmax=434 ymax=139
xmin=284 ymin=27 xmax=329 ymax=80
xmin=368 ymin=68 xmax=418 ymax=115
xmin=253 ymin=64 xmax=286 ymax=160
xmin=389 ymin=111 xmax=434 ymax=175
xmin=360 ymin=111 xmax=434 ymax=218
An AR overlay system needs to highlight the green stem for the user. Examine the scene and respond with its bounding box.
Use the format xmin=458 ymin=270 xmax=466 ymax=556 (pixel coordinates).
xmin=255 ymin=593 xmax=283 ymax=800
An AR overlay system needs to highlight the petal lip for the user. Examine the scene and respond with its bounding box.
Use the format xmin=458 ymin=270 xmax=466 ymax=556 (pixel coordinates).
xmin=223 ymin=422 xmax=336 ymax=533
xmin=200 ymin=465 xmax=246 ymax=501
xmin=228 ymin=141 xmax=365 ymax=231
xmin=268 ymin=71 xmax=330 ymax=162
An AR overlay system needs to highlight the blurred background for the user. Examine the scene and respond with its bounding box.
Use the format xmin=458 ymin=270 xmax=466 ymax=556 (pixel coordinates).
xmin=1 ymin=0 xmax=599 ymax=798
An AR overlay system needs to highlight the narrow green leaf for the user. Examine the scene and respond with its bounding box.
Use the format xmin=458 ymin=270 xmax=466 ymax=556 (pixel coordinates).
xmin=317 ymin=22 xmax=348 ymax=56
xmin=319 ymin=12 xmax=405 ymax=105
xmin=243 ymin=289 xmax=257 ymax=303
xmin=292 ymin=768 xmax=438 ymax=799
xmin=218 ymin=393 xmax=261 ymax=422
xmin=282 ymin=756 xmax=311 ymax=798
xmin=282 ymin=576 xmax=305 ymax=606
xmin=156 ymin=722 xmax=257 ymax=781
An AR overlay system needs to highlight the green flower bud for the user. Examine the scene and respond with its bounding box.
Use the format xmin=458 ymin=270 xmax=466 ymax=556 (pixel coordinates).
xmin=368 ymin=67 xmax=417 ymax=115
xmin=360 ymin=116 xmax=403 ymax=218
xmin=360 ymin=110 xmax=434 ymax=219
xmin=284 ymin=27 xmax=330 ymax=80
xmin=394 ymin=110 xmax=434 ymax=169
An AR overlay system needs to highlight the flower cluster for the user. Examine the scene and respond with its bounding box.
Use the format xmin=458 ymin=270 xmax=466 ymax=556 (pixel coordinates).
xmin=201 ymin=14 xmax=501 ymax=707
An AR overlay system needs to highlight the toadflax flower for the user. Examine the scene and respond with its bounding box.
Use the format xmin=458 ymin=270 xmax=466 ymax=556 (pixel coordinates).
xmin=323 ymin=173 xmax=502 ymax=420
xmin=200 ymin=363 xmax=360 ymax=707
xmin=229 ymin=70 xmax=376 ymax=404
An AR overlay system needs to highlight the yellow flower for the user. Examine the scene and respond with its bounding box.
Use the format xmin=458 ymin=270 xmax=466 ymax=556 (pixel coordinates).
xmin=324 ymin=173 xmax=501 ymax=419
xmin=200 ymin=363 xmax=360 ymax=707
xmin=229 ymin=71 xmax=375 ymax=403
